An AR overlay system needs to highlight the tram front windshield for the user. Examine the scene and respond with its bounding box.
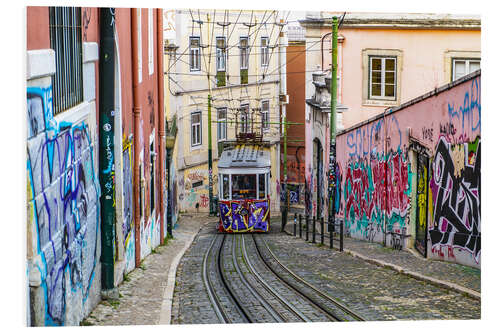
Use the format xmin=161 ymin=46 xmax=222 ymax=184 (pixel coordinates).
xmin=231 ymin=174 xmax=256 ymax=200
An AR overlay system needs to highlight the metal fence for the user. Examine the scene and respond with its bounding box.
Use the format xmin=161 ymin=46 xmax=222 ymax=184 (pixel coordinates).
xmin=49 ymin=7 xmax=83 ymax=115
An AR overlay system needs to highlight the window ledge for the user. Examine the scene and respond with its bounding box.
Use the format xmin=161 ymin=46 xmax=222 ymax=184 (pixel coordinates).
xmin=362 ymin=99 xmax=399 ymax=107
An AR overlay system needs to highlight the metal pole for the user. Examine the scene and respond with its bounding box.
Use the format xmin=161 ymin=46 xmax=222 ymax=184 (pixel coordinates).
xmin=328 ymin=16 xmax=338 ymax=251
xmin=299 ymin=214 xmax=303 ymax=238
xmin=340 ymin=218 xmax=344 ymax=252
xmin=208 ymin=94 xmax=214 ymax=215
xmin=321 ymin=217 xmax=324 ymax=245
xmin=306 ymin=215 xmax=309 ymax=242
xmin=312 ymin=216 xmax=316 ymax=243
xmin=294 ymin=213 xmax=297 ymax=236
xmin=99 ymin=7 xmax=116 ymax=291
xmin=281 ymin=120 xmax=288 ymax=232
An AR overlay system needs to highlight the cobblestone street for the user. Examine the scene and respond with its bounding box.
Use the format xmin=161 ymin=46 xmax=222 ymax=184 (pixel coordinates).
xmin=83 ymin=214 xmax=216 ymax=326
xmin=171 ymin=221 xmax=480 ymax=324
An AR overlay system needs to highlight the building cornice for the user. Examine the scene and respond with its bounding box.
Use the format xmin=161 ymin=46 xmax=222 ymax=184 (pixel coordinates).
xmin=300 ymin=15 xmax=481 ymax=30
xmin=174 ymin=80 xmax=280 ymax=96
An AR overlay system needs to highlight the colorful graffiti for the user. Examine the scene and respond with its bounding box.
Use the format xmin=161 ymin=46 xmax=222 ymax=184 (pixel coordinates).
xmin=429 ymin=137 xmax=481 ymax=263
xmin=218 ymin=199 xmax=269 ymax=232
xmin=122 ymin=137 xmax=135 ymax=272
xmin=27 ymin=85 xmax=100 ymax=325
xmin=344 ymin=150 xmax=412 ymax=242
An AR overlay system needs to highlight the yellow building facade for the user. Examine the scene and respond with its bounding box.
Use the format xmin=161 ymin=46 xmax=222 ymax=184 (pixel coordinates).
xmin=166 ymin=9 xmax=288 ymax=213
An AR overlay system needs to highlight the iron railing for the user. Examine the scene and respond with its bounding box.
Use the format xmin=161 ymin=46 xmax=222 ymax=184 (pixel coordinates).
xmin=49 ymin=7 xmax=83 ymax=115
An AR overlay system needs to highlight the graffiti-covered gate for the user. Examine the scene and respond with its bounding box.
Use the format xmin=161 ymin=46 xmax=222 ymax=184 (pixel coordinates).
xmin=415 ymin=152 xmax=429 ymax=257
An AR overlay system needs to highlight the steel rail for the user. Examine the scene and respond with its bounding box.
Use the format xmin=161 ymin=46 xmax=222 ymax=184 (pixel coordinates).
xmin=201 ymin=234 xmax=230 ymax=323
xmin=231 ymin=235 xmax=284 ymax=322
xmin=218 ymin=234 xmax=253 ymax=323
xmin=255 ymin=235 xmax=366 ymax=321
xmin=240 ymin=235 xmax=310 ymax=322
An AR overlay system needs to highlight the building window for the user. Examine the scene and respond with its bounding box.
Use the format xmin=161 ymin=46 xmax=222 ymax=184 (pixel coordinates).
xmin=261 ymin=37 xmax=269 ymax=67
xmin=49 ymin=7 xmax=83 ymax=115
xmin=191 ymin=112 xmax=202 ymax=146
xmin=261 ymin=100 xmax=270 ymax=130
xmin=240 ymin=104 xmax=250 ymax=133
xmin=369 ymin=56 xmax=396 ymax=100
xmin=217 ymin=108 xmax=227 ymax=141
xmin=216 ymin=37 xmax=227 ymax=71
xmin=452 ymin=59 xmax=480 ymax=81
xmin=240 ymin=37 xmax=249 ymax=69
xmin=148 ymin=9 xmax=154 ymax=75
xmin=189 ymin=37 xmax=201 ymax=71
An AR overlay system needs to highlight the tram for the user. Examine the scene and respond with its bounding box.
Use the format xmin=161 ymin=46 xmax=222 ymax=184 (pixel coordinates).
xmin=217 ymin=143 xmax=271 ymax=232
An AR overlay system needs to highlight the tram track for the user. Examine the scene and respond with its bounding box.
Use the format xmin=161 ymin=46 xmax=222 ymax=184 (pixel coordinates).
xmin=251 ymin=234 xmax=366 ymax=322
xmin=202 ymin=231 xmax=365 ymax=324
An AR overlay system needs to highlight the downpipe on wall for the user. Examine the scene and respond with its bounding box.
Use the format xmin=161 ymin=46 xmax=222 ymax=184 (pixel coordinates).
xmin=132 ymin=8 xmax=142 ymax=268
xmin=98 ymin=7 xmax=117 ymax=296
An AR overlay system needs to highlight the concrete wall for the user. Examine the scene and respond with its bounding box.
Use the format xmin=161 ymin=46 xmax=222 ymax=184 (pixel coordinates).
xmin=336 ymin=71 xmax=480 ymax=268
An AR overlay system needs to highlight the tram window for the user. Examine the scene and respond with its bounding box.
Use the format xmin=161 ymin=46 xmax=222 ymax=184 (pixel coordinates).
xmin=231 ymin=174 xmax=256 ymax=199
xmin=222 ymin=174 xmax=230 ymax=199
xmin=259 ymin=174 xmax=265 ymax=199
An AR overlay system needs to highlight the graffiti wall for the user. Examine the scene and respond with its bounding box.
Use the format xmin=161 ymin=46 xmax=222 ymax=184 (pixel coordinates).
xmin=122 ymin=137 xmax=135 ymax=273
xmin=178 ymin=166 xmax=217 ymax=212
xmin=218 ymin=199 xmax=269 ymax=232
xmin=337 ymin=72 xmax=481 ymax=267
xmin=27 ymin=81 xmax=101 ymax=325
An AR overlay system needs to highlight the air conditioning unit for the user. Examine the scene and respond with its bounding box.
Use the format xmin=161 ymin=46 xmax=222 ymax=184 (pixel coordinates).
xmin=279 ymin=94 xmax=289 ymax=104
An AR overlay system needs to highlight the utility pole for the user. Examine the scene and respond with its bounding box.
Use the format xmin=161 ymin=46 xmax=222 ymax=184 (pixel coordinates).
xmin=99 ymin=7 xmax=116 ymax=293
xmin=208 ymin=94 xmax=214 ymax=215
xmin=328 ymin=16 xmax=338 ymax=242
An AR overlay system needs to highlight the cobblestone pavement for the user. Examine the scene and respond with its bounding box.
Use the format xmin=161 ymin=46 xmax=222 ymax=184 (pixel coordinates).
xmin=82 ymin=214 xmax=216 ymax=326
xmin=173 ymin=222 xmax=480 ymax=324
xmin=282 ymin=220 xmax=481 ymax=295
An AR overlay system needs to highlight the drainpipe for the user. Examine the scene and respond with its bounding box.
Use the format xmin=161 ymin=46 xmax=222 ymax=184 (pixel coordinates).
xmin=99 ymin=7 xmax=116 ymax=292
xmin=383 ymin=109 xmax=388 ymax=247
xmin=132 ymin=8 xmax=142 ymax=267
xmin=156 ymin=9 xmax=166 ymax=244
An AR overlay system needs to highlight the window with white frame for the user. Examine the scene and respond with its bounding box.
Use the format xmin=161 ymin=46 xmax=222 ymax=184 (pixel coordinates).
xmin=369 ymin=56 xmax=396 ymax=100
xmin=240 ymin=104 xmax=250 ymax=133
xmin=261 ymin=37 xmax=269 ymax=67
xmin=189 ymin=37 xmax=201 ymax=71
xmin=452 ymin=59 xmax=480 ymax=81
xmin=240 ymin=37 xmax=249 ymax=69
xmin=191 ymin=112 xmax=202 ymax=146
xmin=216 ymin=37 xmax=226 ymax=72
xmin=217 ymin=107 xmax=227 ymax=141
xmin=261 ymin=100 xmax=270 ymax=129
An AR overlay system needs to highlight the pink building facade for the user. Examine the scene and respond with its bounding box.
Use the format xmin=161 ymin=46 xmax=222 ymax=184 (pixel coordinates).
xmin=336 ymin=71 xmax=480 ymax=268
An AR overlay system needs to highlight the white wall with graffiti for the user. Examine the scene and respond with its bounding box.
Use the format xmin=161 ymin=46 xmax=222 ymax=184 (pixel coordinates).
xmin=27 ymin=66 xmax=102 ymax=325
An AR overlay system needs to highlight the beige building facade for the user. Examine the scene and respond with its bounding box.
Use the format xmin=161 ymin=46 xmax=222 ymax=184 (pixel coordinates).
xmin=166 ymin=9 xmax=288 ymax=213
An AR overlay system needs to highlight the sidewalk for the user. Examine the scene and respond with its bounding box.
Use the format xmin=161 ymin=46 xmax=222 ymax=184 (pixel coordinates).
xmin=81 ymin=214 xmax=217 ymax=326
xmin=282 ymin=222 xmax=480 ymax=300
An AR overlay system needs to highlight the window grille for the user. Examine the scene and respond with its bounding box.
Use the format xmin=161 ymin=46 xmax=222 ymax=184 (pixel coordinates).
xmin=49 ymin=7 xmax=83 ymax=115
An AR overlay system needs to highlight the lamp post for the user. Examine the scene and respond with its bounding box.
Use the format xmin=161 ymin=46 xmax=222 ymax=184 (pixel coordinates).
xmin=328 ymin=16 xmax=338 ymax=244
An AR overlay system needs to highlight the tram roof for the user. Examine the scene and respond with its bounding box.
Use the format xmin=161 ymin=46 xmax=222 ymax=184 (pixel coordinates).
xmin=218 ymin=144 xmax=271 ymax=169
